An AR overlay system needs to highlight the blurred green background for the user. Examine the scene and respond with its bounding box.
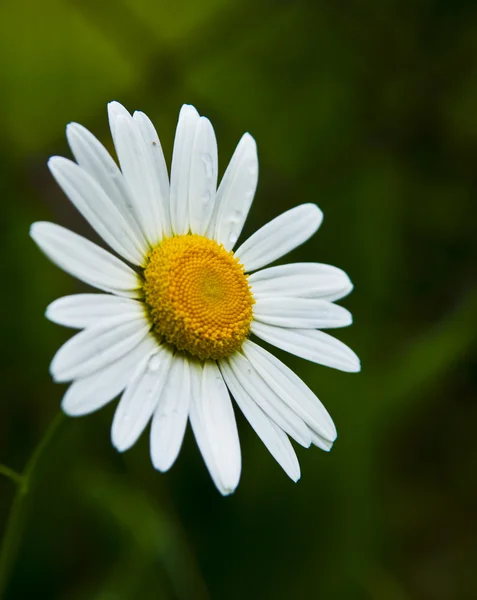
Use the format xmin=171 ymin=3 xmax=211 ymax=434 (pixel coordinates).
xmin=1 ymin=0 xmax=477 ymax=598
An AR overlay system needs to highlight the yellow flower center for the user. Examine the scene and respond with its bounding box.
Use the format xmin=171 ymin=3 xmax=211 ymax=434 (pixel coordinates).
xmin=143 ymin=235 xmax=254 ymax=360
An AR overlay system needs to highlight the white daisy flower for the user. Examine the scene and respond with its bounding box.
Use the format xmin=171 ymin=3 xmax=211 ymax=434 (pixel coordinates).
xmin=30 ymin=102 xmax=360 ymax=495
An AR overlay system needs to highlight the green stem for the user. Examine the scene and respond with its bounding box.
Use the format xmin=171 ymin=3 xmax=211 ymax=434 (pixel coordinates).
xmin=0 ymin=466 xmax=23 ymax=487
xmin=0 ymin=413 xmax=64 ymax=598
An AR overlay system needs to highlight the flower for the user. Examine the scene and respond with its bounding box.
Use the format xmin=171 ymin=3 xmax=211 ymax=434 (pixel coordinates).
xmin=30 ymin=102 xmax=360 ymax=495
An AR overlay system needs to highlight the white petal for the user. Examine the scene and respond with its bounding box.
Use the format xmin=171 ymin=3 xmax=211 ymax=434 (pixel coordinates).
xmin=235 ymin=204 xmax=323 ymax=272
xmin=253 ymin=297 xmax=352 ymax=329
xmin=66 ymin=122 xmax=148 ymax=252
xmin=242 ymin=340 xmax=336 ymax=441
xmin=188 ymin=362 xmax=222 ymax=493
xmin=133 ymin=111 xmax=171 ymax=238
xmin=251 ymin=321 xmax=361 ymax=373
xmin=113 ymin=114 xmax=164 ymax=245
xmin=189 ymin=361 xmax=241 ymax=495
xmin=308 ymin=427 xmax=334 ymax=452
xmin=50 ymin=313 xmax=150 ymax=382
xmin=188 ymin=117 xmax=218 ymax=235
xmin=46 ymin=294 xmax=145 ymax=329
xmin=30 ymin=222 xmax=141 ymax=297
xmin=219 ymin=360 xmax=300 ymax=482
xmin=150 ymin=353 xmax=191 ymax=472
xmin=170 ymin=104 xmax=200 ymax=235
xmin=212 ymin=133 xmax=258 ymax=250
xmin=249 ymin=262 xmax=353 ymax=302
xmin=107 ymin=100 xmax=132 ymax=148
xmin=227 ymin=353 xmax=311 ymax=447
xmin=62 ymin=335 xmax=157 ymax=416
xmin=112 ymin=344 xmax=173 ymax=452
xmin=48 ymin=157 xmax=145 ymax=265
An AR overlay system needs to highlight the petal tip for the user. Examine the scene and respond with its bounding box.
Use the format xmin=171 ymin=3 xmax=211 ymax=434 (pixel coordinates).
xmin=218 ymin=481 xmax=239 ymax=496
xmin=44 ymin=303 xmax=55 ymax=322
xmin=49 ymin=351 xmax=66 ymax=381
xmin=242 ymin=132 xmax=257 ymax=149
xmin=132 ymin=110 xmax=148 ymax=123
xmin=49 ymin=367 xmax=62 ymax=384
xmin=29 ymin=222 xmax=40 ymax=240
xmin=111 ymin=432 xmax=130 ymax=453
xmin=179 ymin=104 xmax=200 ymax=120
xmin=65 ymin=121 xmax=78 ymax=134
xmin=61 ymin=401 xmax=80 ymax=418
xmin=65 ymin=122 xmax=85 ymax=143
xmin=291 ymin=470 xmax=301 ymax=483
xmin=30 ymin=221 xmax=54 ymax=245
xmin=107 ymin=101 xmax=131 ymax=129
xmin=151 ymin=457 xmax=172 ymax=473
xmin=107 ymin=100 xmax=125 ymax=111
xmin=47 ymin=155 xmax=63 ymax=172
xmin=309 ymin=203 xmax=324 ymax=224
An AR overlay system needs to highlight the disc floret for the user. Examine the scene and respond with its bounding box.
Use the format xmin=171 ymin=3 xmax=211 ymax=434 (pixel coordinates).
xmin=143 ymin=235 xmax=254 ymax=360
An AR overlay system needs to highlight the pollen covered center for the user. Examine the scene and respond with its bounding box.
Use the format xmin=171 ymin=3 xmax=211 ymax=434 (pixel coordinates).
xmin=143 ymin=235 xmax=254 ymax=360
